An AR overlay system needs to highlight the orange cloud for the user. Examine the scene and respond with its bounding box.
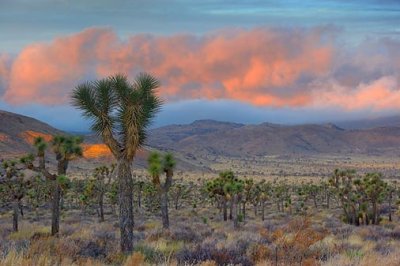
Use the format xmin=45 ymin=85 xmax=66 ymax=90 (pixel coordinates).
xmin=313 ymin=76 xmax=400 ymax=111
xmin=1 ymin=27 xmax=400 ymax=112
xmin=1 ymin=27 xmax=334 ymax=107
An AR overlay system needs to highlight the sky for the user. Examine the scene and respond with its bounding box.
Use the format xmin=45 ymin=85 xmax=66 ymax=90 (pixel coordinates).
xmin=1 ymin=0 xmax=400 ymax=131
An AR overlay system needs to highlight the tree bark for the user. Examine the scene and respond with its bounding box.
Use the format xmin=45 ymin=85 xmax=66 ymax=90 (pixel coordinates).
xmin=242 ymin=202 xmax=246 ymax=221
xmin=160 ymin=189 xmax=169 ymax=229
xmin=223 ymin=198 xmax=228 ymax=221
xmin=99 ymin=192 xmax=104 ymax=222
xmin=12 ymin=199 xmax=19 ymax=232
xmin=389 ymin=192 xmax=392 ymax=222
xmin=229 ymin=199 xmax=233 ymax=220
xmin=262 ymin=201 xmax=265 ymax=221
xmin=138 ymin=184 xmax=142 ymax=208
xmin=118 ymin=159 xmax=134 ymax=253
xmin=233 ymin=194 xmax=239 ymax=229
xmin=51 ymin=182 xmax=61 ymax=236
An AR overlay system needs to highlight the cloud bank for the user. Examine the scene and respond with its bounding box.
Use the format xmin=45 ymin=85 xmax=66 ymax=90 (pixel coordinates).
xmin=0 ymin=27 xmax=399 ymax=112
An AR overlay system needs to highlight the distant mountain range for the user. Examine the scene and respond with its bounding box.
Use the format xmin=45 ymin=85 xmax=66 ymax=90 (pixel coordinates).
xmin=148 ymin=119 xmax=400 ymax=157
xmin=2 ymin=110 xmax=400 ymax=161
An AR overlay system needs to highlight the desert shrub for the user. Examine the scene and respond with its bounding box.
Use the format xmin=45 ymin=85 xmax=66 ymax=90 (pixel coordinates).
xmin=386 ymin=227 xmax=400 ymax=240
xmin=247 ymin=243 xmax=270 ymax=263
xmin=176 ymin=244 xmax=213 ymax=264
xmin=345 ymin=248 xmax=364 ymax=260
xmin=147 ymin=228 xmax=165 ymax=242
xmin=272 ymin=218 xmax=327 ymax=265
xmin=359 ymin=226 xmax=387 ymax=241
xmin=374 ymin=241 xmax=394 ymax=255
xmin=176 ymin=243 xmax=252 ymax=266
xmin=170 ymin=226 xmax=200 ymax=242
xmin=78 ymin=240 xmax=107 ymax=259
xmin=124 ymin=252 xmax=145 ymax=266
xmin=199 ymin=260 xmax=218 ymax=266
xmin=133 ymin=243 xmax=164 ymax=263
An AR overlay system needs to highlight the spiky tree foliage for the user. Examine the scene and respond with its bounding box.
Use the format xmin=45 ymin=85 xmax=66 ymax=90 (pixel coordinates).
xmin=20 ymin=135 xmax=82 ymax=235
xmin=206 ymin=170 xmax=244 ymax=228
xmin=329 ymin=169 xmax=360 ymax=225
xmin=147 ymin=151 xmax=176 ymax=229
xmin=223 ymin=175 xmax=244 ymax=229
xmin=72 ymin=73 xmax=162 ymax=252
xmin=355 ymin=172 xmax=388 ymax=225
xmin=206 ymin=172 xmax=230 ymax=221
xmin=329 ymin=169 xmax=389 ymax=225
xmin=0 ymin=160 xmax=29 ymax=232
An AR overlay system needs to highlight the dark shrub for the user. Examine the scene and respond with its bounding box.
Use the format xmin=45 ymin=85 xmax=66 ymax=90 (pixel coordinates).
xmin=78 ymin=240 xmax=107 ymax=259
xmin=176 ymin=243 xmax=253 ymax=266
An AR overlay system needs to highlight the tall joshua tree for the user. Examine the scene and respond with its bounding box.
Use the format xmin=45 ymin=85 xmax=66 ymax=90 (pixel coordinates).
xmin=72 ymin=73 xmax=162 ymax=252
xmin=147 ymin=151 xmax=176 ymax=229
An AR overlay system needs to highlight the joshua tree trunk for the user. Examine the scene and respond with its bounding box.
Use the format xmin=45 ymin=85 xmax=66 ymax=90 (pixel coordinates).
xmin=233 ymin=194 xmax=239 ymax=229
xmin=175 ymin=196 xmax=179 ymax=210
xmin=19 ymin=202 xmax=24 ymax=217
xmin=51 ymin=182 xmax=61 ymax=235
xmin=326 ymin=193 xmax=330 ymax=209
xmin=99 ymin=192 xmax=105 ymax=222
xmin=12 ymin=199 xmax=19 ymax=232
xmin=242 ymin=202 xmax=246 ymax=220
xmin=160 ymin=189 xmax=169 ymax=229
xmin=262 ymin=201 xmax=265 ymax=221
xmin=389 ymin=192 xmax=393 ymax=222
xmin=229 ymin=199 xmax=233 ymax=220
xmin=137 ymin=185 xmax=142 ymax=208
xmin=118 ymin=159 xmax=134 ymax=253
xmin=372 ymin=202 xmax=378 ymax=225
xmin=223 ymin=198 xmax=228 ymax=221
xmin=51 ymin=159 xmax=67 ymax=236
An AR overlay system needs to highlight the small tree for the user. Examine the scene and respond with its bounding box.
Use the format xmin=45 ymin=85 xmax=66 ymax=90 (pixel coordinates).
xmin=21 ymin=135 xmax=82 ymax=235
xmin=92 ymin=165 xmax=115 ymax=222
xmin=0 ymin=160 xmax=29 ymax=232
xmin=147 ymin=151 xmax=176 ymax=229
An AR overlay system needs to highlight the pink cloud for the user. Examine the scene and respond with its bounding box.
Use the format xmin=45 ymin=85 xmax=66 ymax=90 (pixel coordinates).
xmin=0 ymin=27 xmax=399 ymax=112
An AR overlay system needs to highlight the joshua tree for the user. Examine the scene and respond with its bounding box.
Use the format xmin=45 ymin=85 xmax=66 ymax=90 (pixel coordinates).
xmin=72 ymin=73 xmax=162 ymax=252
xmin=329 ymin=169 xmax=388 ymax=225
xmin=21 ymin=135 xmax=82 ymax=235
xmin=222 ymin=171 xmax=244 ymax=229
xmin=0 ymin=160 xmax=29 ymax=232
xmin=147 ymin=151 xmax=176 ymax=229
xmin=206 ymin=170 xmax=243 ymax=227
xmin=241 ymin=178 xmax=254 ymax=221
xmin=91 ymin=165 xmax=115 ymax=222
